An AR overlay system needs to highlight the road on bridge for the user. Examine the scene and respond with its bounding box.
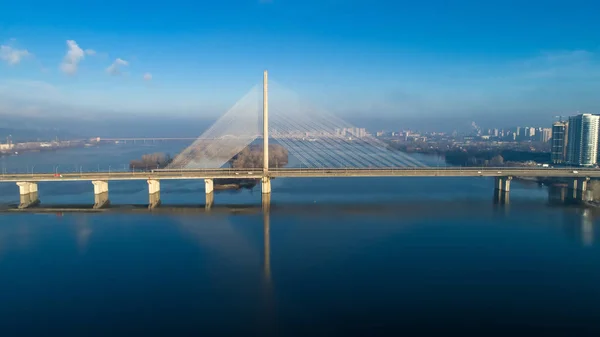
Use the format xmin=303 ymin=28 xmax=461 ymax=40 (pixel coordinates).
xmin=0 ymin=167 xmax=598 ymax=183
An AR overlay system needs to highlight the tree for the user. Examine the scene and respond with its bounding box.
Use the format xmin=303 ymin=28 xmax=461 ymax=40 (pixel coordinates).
xmin=230 ymin=144 xmax=288 ymax=168
xmin=490 ymin=155 xmax=504 ymax=166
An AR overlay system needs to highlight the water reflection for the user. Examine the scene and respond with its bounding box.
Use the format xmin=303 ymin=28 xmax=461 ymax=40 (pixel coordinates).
xmin=263 ymin=207 xmax=271 ymax=286
xmin=493 ymin=190 xmax=510 ymax=205
xmin=581 ymin=209 xmax=594 ymax=246
xmin=2 ymin=202 xmax=600 ymax=335
xmin=547 ymin=185 xmax=590 ymax=206
xmin=261 ymin=208 xmax=276 ymax=335
xmin=74 ymin=215 xmax=93 ymax=253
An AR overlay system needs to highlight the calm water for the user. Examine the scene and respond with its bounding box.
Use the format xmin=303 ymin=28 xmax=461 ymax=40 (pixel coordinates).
xmin=1 ymin=144 xmax=600 ymax=336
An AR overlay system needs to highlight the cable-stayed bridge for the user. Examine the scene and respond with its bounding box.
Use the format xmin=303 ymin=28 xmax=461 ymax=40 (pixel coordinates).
xmin=167 ymin=71 xmax=424 ymax=170
xmin=1 ymin=71 xmax=597 ymax=209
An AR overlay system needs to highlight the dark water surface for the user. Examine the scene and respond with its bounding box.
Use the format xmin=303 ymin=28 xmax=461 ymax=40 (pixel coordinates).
xmin=1 ymin=144 xmax=600 ymax=336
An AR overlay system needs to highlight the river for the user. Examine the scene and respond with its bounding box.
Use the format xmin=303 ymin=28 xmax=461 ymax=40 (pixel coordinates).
xmin=0 ymin=142 xmax=599 ymax=336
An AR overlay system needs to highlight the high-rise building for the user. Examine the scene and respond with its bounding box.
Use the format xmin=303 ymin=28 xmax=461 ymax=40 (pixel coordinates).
xmin=522 ymin=127 xmax=535 ymax=140
xmin=551 ymin=122 xmax=568 ymax=164
xmin=541 ymin=128 xmax=552 ymax=143
xmin=566 ymin=114 xmax=599 ymax=167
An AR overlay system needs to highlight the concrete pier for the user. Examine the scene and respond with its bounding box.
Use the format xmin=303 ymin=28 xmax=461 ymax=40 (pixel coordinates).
xmin=205 ymin=179 xmax=214 ymax=194
xmin=147 ymin=179 xmax=161 ymax=209
xmin=492 ymin=176 xmax=512 ymax=205
xmin=494 ymin=176 xmax=512 ymax=192
xmin=204 ymin=179 xmax=215 ymax=209
xmin=16 ymin=182 xmax=40 ymax=209
xmin=92 ymin=181 xmax=110 ymax=209
xmin=262 ymin=177 xmax=271 ymax=194
xmin=569 ymin=177 xmax=591 ymax=201
xmin=570 ymin=177 xmax=589 ymax=192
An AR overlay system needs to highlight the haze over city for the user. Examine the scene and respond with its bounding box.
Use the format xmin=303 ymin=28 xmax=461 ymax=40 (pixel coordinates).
xmin=1 ymin=0 xmax=600 ymax=134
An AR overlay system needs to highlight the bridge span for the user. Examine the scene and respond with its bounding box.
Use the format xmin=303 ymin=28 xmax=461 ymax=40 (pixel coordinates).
xmin=1 ymin=167 xmax=597 ymax=210
xmin=4 ymin=72 xmax=598 ymax=209
xmin=0 ymin=167 xmax=598 ymax=182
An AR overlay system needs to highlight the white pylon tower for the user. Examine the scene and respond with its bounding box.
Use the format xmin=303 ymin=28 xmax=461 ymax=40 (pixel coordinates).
xmin=263 ymin=70 xmax=269 ymax=173
xmin=262 ymin=70 xmax=271 ymax=194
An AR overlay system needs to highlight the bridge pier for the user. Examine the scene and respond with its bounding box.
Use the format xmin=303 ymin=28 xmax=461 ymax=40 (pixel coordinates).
xmin=205 ymin=179 xmax=214 ymax=210
xmin=262 ymin=177 xmax=271 ymax=194
xmin=494 ymin=176 xmax=512 ymax=192
xmin=205 ymin=179 xmax=214 ymax=194
xmin=493 ymin=176 xmax=512 ymax=205
xmin=92 ymin=181 xmax=110 ymax=209
xmin=569 ymin=177 xmax=591 ymax=202
xmin=16 ymin=182 xmax=40 ymax=209
xmin=147 ymin=179 xmax=161 ymax=209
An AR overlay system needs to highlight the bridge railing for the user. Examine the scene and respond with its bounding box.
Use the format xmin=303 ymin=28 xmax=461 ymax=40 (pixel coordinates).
xmin=0 ymin=165 xmax=595 ymax=177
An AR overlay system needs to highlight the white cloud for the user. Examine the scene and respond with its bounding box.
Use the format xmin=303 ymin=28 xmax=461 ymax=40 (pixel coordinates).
xmin=85 ymin=49 xmax=96 ymax=56
xmin=60 ymin=40 xmax=86 ymax=74
xmin=106 ymin=58 xmax=129 ymax=75
xmin=0 ymin=45 xmax=31 ymax=65
xmin=143 ymin=73 xmax=152 ymax=81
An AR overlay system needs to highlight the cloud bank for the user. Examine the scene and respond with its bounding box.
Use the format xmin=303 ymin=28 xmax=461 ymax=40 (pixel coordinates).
xmin=0 ymin=45 xmax=30 ymax=65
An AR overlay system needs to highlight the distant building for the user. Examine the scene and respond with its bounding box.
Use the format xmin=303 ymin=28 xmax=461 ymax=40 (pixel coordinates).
xmin=566 ymin=114 xmax=599 ymax=167
xmin=0 ymin=143 xmax=14 ymax=151
xmin=551 ymin=122 xmax=568 ymax=164
xmin=523 ymin=127 xmax=535 ymax=139
xmin=541 ymin=128 xmax=552 ymax=143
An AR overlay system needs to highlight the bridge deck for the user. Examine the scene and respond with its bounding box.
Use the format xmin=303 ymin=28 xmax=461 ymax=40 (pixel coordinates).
xmin=0 ymin=168 xmax=597 ymax=183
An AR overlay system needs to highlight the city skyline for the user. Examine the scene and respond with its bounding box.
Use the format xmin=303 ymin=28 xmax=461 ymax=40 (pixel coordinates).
xmin=0 ymin=0 xmax=599 ymax=124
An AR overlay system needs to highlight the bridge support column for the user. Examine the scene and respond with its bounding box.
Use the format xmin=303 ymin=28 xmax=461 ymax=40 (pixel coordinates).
xmin=205 ymin=179 xmax=214 ymax=194
xmin=204 ymin=179 xmax=214 ymax=210
xmin=495 ymin=176 xmax=512 ymax=192
xmin=569 ymin=177 xmax=591 ymax=201
xmin=92 ymin=181 xmax=110 ymax=209
xmin=16 ymin=182 xmax=39 ymax=209
xmin=493 ymin=176 xmax=511 ymax=205
xmin=147 ymin=179 xmax=161 ymax=209
xmin=262 ymin=177 xmax=271 ymax=194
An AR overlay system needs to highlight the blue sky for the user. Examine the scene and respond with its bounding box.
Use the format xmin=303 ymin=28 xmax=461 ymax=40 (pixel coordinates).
xmin=1 ymin=0 xmax=599 ymax=126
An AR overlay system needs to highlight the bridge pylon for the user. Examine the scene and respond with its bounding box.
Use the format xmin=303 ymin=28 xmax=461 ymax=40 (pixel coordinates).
xmin=262 ymin=70 xmax=271 ymax=195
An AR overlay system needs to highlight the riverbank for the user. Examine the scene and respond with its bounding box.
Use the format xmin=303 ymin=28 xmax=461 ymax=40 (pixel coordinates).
xmin=0 ymin=140 xmax=92 ymax=157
